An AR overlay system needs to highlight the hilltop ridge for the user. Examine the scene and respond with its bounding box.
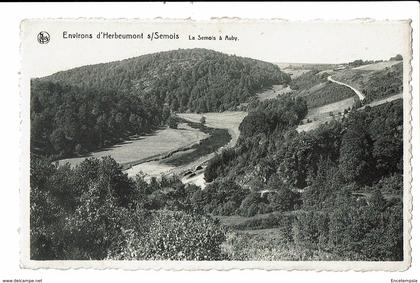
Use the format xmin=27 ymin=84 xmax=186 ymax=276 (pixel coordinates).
xmin=31 ymin=48 xmax=290 ymax=158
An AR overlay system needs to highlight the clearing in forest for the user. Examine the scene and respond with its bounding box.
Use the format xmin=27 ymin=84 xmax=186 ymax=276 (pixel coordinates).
xmin=352 ymin=60 xmax=401 ymax=71
xmin=296 ymin=97 xmax=356 ymax=133
xmin=256 ymin=85 xmax=292 ymax=101
xmin=177 ymin=111 xmax=247 ymax=148
xmin=59 ymin=123 xmax=208 ymax=168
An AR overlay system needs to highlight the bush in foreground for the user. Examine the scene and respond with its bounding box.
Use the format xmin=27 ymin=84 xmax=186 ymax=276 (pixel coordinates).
xmin=108 ymin=210 xmax=227 ymax=260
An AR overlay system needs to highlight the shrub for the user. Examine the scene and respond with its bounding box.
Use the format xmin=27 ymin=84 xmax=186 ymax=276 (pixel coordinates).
xmin=108 ymin=210 xmax=227 ymax=260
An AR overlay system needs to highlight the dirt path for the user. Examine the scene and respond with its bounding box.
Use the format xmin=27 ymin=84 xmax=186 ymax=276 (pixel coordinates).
xmin=359 ymin=93 xmax=403 ymax=109
xmin=328 ymin=76 xmax=365 ymax=101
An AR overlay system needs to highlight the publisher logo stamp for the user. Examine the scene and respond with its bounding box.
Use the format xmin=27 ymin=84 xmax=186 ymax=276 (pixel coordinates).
xmin=37 ymin=31 xmax=50 ymax=44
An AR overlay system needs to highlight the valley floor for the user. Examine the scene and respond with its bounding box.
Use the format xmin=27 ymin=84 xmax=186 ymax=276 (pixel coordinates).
xmin=59 ymin=123 xmax=208 ymax=168
xmin=59 ymin=111 xmax=247 ymax=189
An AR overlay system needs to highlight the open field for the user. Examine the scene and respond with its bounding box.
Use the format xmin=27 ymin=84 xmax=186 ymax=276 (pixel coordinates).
xmin=256 ymin=85 xmax=292 ymax=101
xmin=298 ymin=81 xmax=357 ymax=108
xmin=283 ymin=68 xmax=311 ymax=79
xmin=297 ymin=119 xmax=331 ymax=133
xmin=177 ymin=111 xmax=247 ymax=147
xmin=306 ymin=96 xmax=355 ymax=118
xmin=124 ymin=124 xmax=228 ymax=181
xmin=59 ymin=123 xmax=208 ymax=167
xmin=297 ymin=97 xmax=355 ymax=132
xmin=278 ymin=63 xmax=337 ymax=80
xmin=353 ymin=60 xmax=401 ymax=71
xmin=360 ymin=93 xmax=403 ymax=109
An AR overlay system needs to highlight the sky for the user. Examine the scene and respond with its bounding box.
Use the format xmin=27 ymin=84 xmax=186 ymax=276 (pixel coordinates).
xmin=21 ymin=19 xmax=411 ymax=78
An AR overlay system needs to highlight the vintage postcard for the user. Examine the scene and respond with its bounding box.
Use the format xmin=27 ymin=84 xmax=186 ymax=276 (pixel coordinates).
xmin=20 ymin=19 xmax=412 ymax=271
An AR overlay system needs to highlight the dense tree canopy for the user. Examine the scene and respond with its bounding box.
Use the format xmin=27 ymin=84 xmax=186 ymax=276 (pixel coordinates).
xmin=41 ymin=48 xmax=290 ymax=113
xmin=201 ymin=99 xmax=403 ymax=260
xmin=30 ymin=156 xmax=226 ymax=260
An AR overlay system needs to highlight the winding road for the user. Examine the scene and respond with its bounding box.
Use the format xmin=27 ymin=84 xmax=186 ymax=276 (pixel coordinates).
xmin=328 ymin=76 xmax=365 ymax=101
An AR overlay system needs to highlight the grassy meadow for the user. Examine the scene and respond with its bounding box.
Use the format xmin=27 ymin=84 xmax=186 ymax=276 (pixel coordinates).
xmin=59 ymin=123 xmax=208 ymax=168
xmin=177 ymin=111 xmax=247 ymax=147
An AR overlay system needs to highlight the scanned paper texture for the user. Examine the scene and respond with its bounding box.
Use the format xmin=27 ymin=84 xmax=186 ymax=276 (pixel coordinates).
xmin=20 ymin=19 xmax=412 ymax=270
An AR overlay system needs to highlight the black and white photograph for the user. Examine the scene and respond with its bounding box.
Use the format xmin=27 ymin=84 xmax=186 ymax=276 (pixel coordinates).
xmin=19 ymin=17 xmax=412 ymax=271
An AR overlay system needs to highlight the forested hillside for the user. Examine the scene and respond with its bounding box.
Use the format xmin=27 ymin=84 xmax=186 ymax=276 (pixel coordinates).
xmin=333 ymin=61 xmax=403 ymax=103
xmin=41 ymin=48 xmax=290 ymax=112
xmin=204 ymin=96 xmax=308 ymax=185
xmin=201 ymin=98 xmax=403 ymax=260
xmin=205 ymin=98 xmax=402 ymax=209
xmin=31 ymin=49 xmax=290 ymax=158
xmin=31 ymin=98 xmax=404 ymax=261
xmin=289 ymin=70 xmax=356 ymax=108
